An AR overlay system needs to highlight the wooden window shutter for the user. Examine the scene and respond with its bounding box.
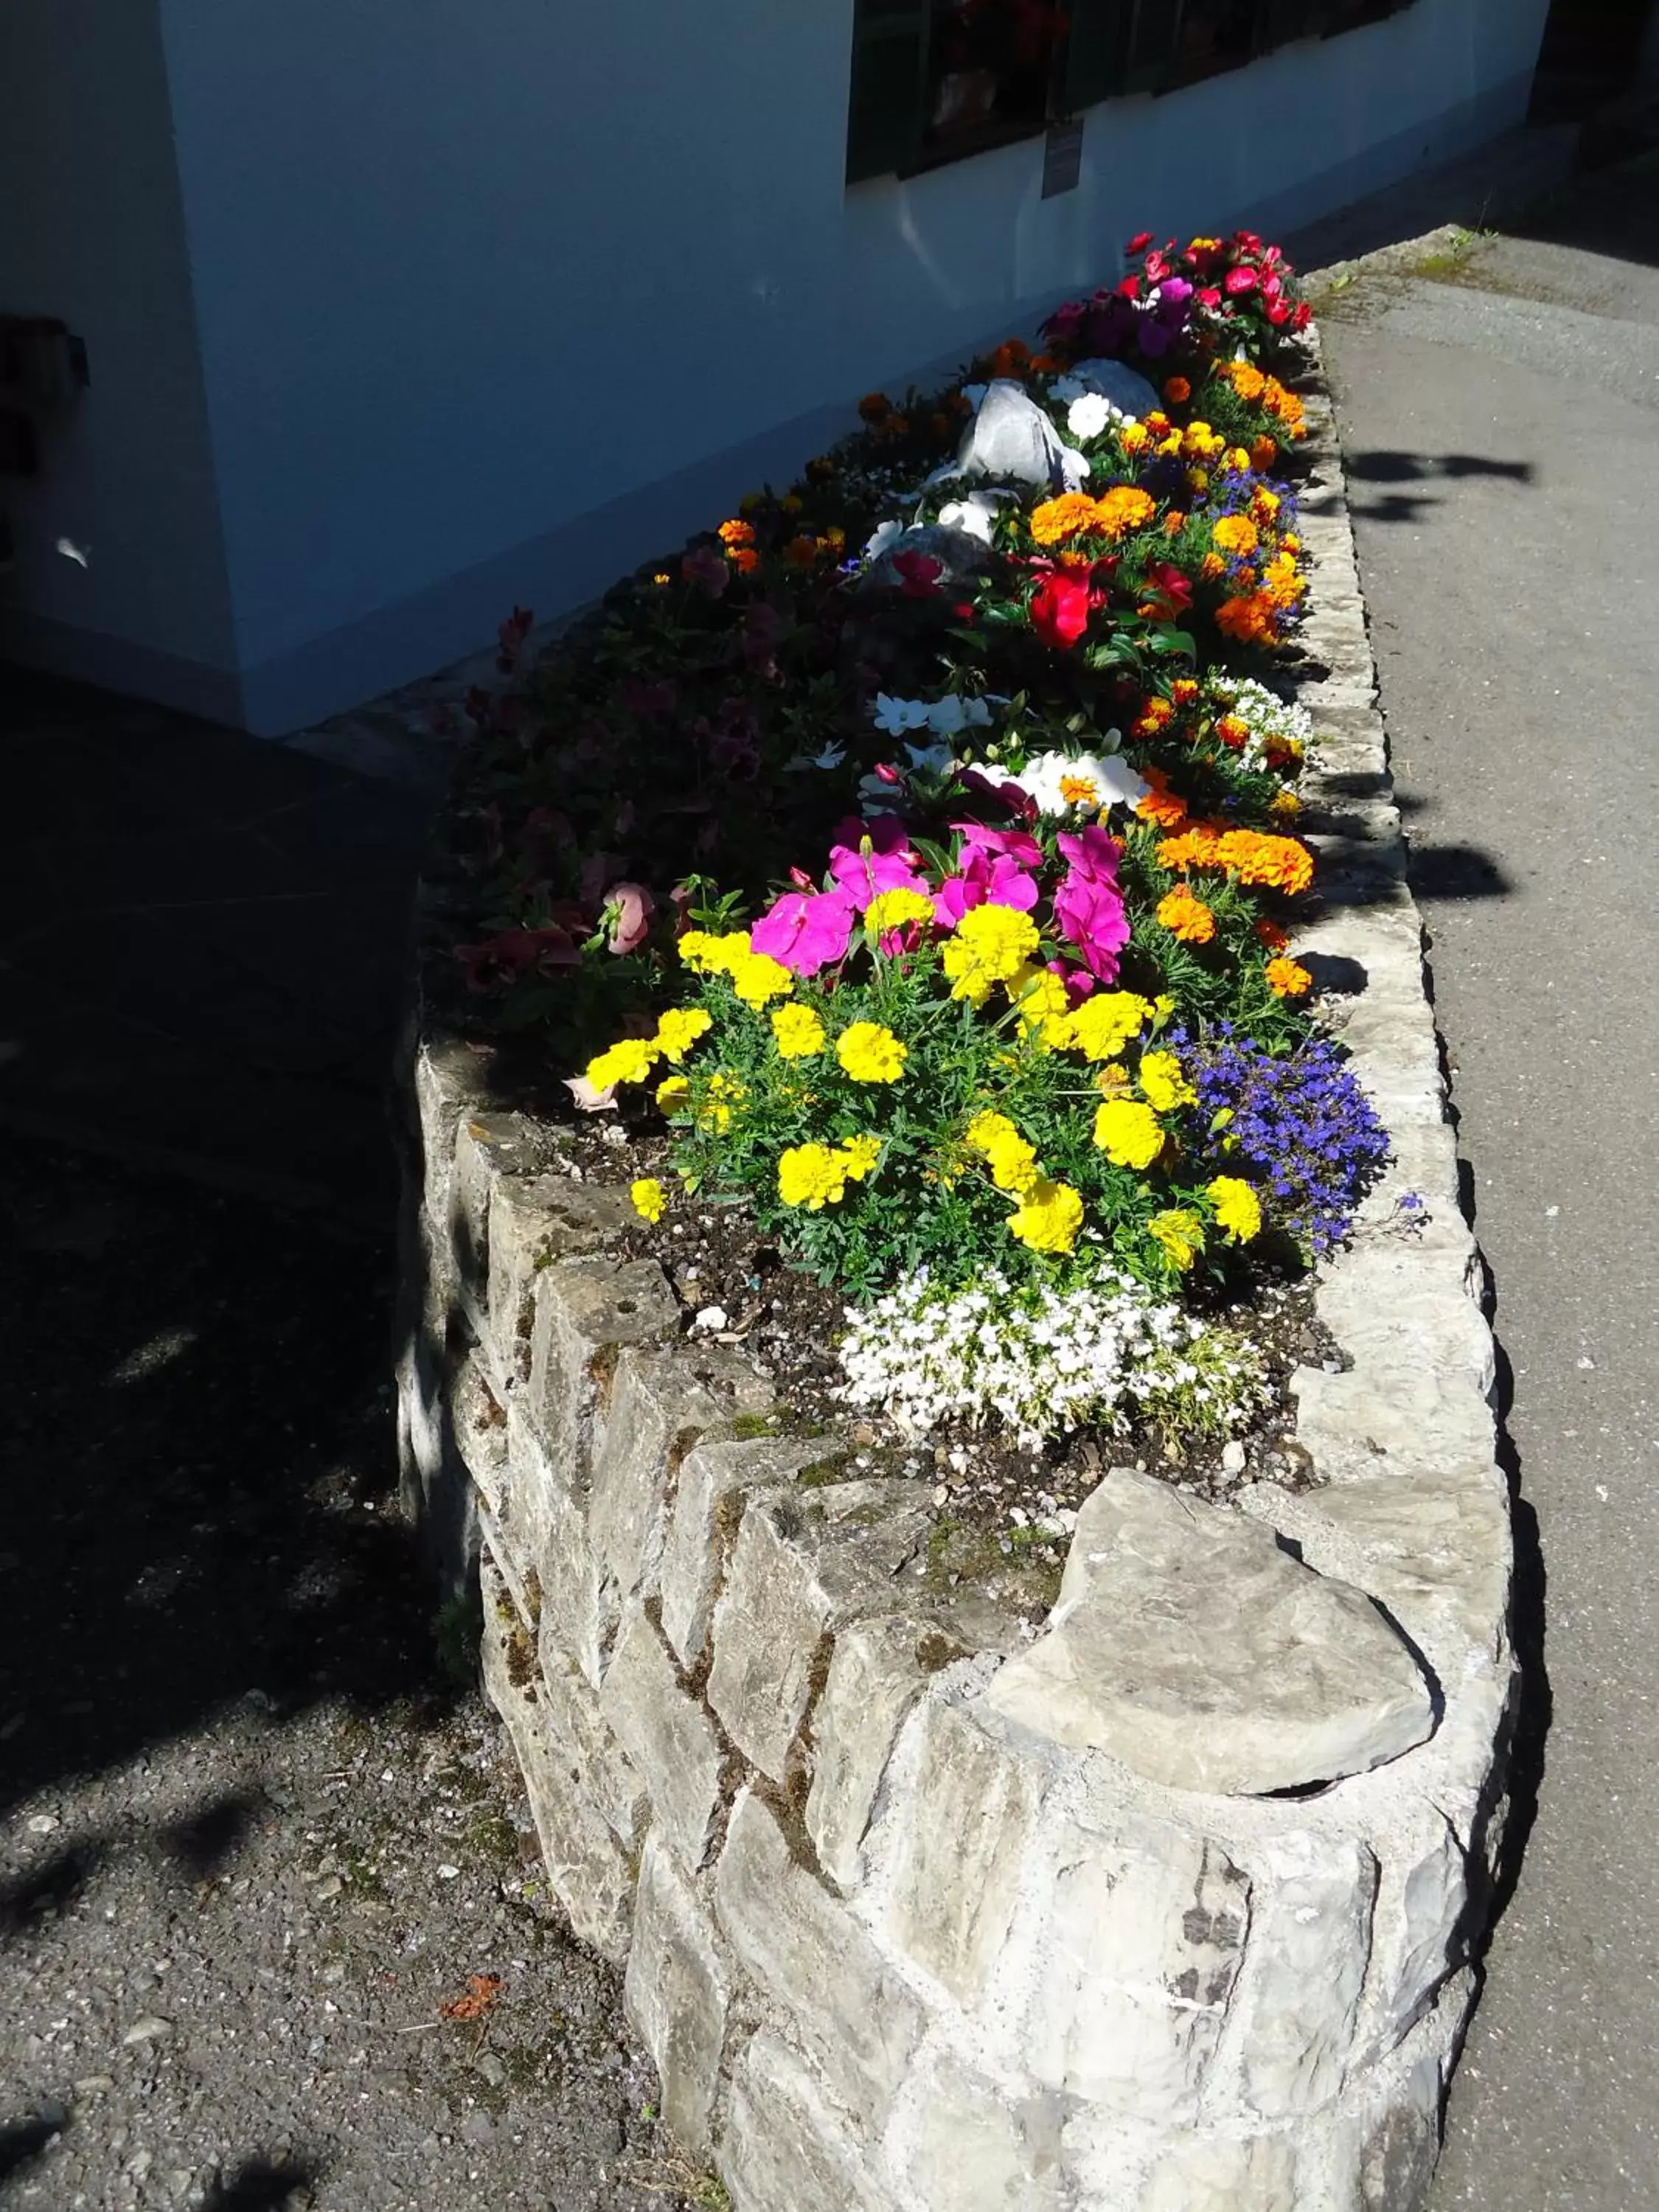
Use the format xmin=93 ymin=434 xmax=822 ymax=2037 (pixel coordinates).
xmin=846 ymin=0 xmax=933 ymax=183
xmin=1062 ymin=0 xmax=1130 ymax=111
xmin=1120 ymin=0 xmax=1183 ymax=94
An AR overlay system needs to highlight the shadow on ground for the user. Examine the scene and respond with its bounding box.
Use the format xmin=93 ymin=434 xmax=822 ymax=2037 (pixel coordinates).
xmin=0 ymin=1138 xmax=456 ymax=1825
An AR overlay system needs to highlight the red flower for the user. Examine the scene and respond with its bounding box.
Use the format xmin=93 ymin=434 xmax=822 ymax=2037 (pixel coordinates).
xmin=1144 ymin=251 xmax=1172 ymax=285
xmin=1197 ymin=287 xmax=1222 ymax=310
xmin=1115 ymin=274 xmax=1142 ymax=300
xmin=1266 ymin=300 xmax=1291 ymax=327
xmin=893 ymin=549 xmax=944 ymax=598
xmin=1224 ymin=265 xmax=1258 ymax=296
xmin=1029 ymin=566 xmax=1094 ymax=650
xmin=1136 ymin=561 xmax=1194 ymax=621
xmin=1125 ymin=229 xmax=1155 ymax=255
xmin=1293 ymin=301 xmax=1313 ymax=332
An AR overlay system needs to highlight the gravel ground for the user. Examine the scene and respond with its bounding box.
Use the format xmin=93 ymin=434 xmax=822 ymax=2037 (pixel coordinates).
xmin=0 ymin=1144 xmax=698 ymax=2212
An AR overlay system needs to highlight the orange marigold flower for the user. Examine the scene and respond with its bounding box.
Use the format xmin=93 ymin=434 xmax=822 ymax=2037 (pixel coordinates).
xmin=1215 ymin=713 xmax=1250 ymax=751
xmin=1136 ymin=766 xmax=1189 ymax=830
xmin=1157 ymin=886 xmax=1217 ymax=944
xmin=1226 ymin=361 xmax=1267 ymax=404
xmin=1133 ymin=696 xmax=1177 ymax=739
xmin=1095 ymin=485 xmax=1158 ymax=539
xmin=1216 ymin=828 xmax=1315 ymax=897
xmin=1212 ymin=514 xmax=1259 ymax=558
xmin=1200 ymin=551 xmax=1228 ymax=582
xmin=1254 ymin=918 xmax=1290 ymax=952
xmin=1164 ymin=511 xmax=1188 ymax=536
xmin=783 ymin=533 xmax=819 ymax=568
xmin=727 ymin=545 xmax=759 ymax=574
xmin=1215 ymin=592 xmax=1279 ymax=646
xmin=1266 ymin=956 xmax=1313 ymax=998
xmin=1251 ymin=436 xmax=1279 ymax=473
xmin=1029 ymin=351 xmax=1062 ymax=372
xmin=1156 ymin=824 xmax=1225 ymax=873
xmin=1145 ymin=411 xmax=1172 ymax=437
xmin=1171 ymin=677 xmax=1200 ymax=706
xmin=1029 ymin=492 xmax=1103 ymax=546
xmin=858 ymin=392 xmax=891 ymax=423
xmin=1163 ymin=375 xmax=1192 ymax=404
xmin=717 ymin=518 xmax=756 ymax=549
xmin=1251 ymin=487 xmax=1281 ymax=523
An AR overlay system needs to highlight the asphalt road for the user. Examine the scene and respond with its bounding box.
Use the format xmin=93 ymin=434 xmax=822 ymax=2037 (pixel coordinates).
xmin=1317 ymin=156 xmax=1659 ymax=2212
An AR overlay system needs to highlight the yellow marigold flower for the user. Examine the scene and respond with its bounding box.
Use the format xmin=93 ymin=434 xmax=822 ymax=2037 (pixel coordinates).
xmin=836 ymin=1021 xmax=908 ymax=1084
xmin=654 ymin=1006 xmax=714 ymax=1063
xmin=655 ymin=1074 xmax=691 ymax=1113
xmin=630 ymin=1178 xmax=667 ymax=1225
xmin=964 ymin=1110 xmax=1040 ymax=1197
xmin=1211 ymin=514 xmax=1259 ymax=558
xmin=771 ymin=1003 xmax=825 ymax=1059
xmin=1200 ymin=551 xmax=1227 ymax=581
xmin=1029 ymin=492 xmax=1104 ymax=546
xmin=840 ymin=1133 xmax=883 ymax=1181
xmin=1251 ymin=487 xmax=1281 ymax=523
xmin=1156 ymin=886 xmax=1217 ymax=945
xmin=1138 ymin=1050 xmax=1197 ymax=1113
xmin=652 ymin=571 xmax=672 ymax=585
xmin=865 ymin=886 xmax=935 ymax=935
xmin=945 ymin=904 xmax=1042 ymax=1002
xmin=1265 ymin=956 xmax=1313 ymax=998
xmin=1061 ymin=990 xmax=1152 ymax=1062
xmin=1153 ymin=992 xmax=1177 ymax=1018
xmin=1009 ymin=964 xmax=1072 ymax=1047
xmin=1096 ymin=1063 xmax=1131 ymax=1095
xmin=678 ymin=928 xmax=751 ymax=975
xmin=1149 ymin=1208 xmax=1205 ymax=1270
xmin=1093 ymin=1097 xmax=1166 ymax=1169
xmin=1270 ymin=789 xmax=1303 ymax=821
xmin=778 ymin=1143 xmax=849 ymax=1211
xmin=1224 ymin=446 xmax=1254 ymax=475
xmin=1006 ymin=1177 xmax=1085 ymax=1257
xmin=1209 ymin=1175 xmax=1262 ymax=1242
xmin=695 ymin=1071 xmax=745 ymax=1133
xmin=729 ymin=950 xmax=794 ymax=1009
xmin=585 ymin=1037 xmax=659 ymax=1090
xmin=1119 ymin=422 xmax=1152 ymax=456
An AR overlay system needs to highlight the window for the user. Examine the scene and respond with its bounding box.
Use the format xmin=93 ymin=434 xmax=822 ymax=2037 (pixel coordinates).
xmin=846 ymin=0 xmax=1417 ymax=181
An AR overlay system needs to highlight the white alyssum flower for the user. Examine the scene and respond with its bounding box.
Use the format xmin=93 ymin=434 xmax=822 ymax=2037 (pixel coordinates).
xmin=977 ymin=746 xmax=1147 ymax=817
xmin=1202 ymin=673 xmax=1315 ymax=773
xmin=835 ymin=1265 xmax=1266 ymax=1449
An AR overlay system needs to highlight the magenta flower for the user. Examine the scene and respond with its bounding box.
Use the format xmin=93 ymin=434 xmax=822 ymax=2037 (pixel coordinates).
xmin=934 ymin=846 xmax=1040 ymax=925
xmin=954 ymin=823 xmax=1045 ymax=869
xmin=751 ymin=888 xmax=857 ymax=977
xmin=827 ymin=816 xmax=928 ymax=911
xmin=1053 ymin=827 xmax=1130 ymax=981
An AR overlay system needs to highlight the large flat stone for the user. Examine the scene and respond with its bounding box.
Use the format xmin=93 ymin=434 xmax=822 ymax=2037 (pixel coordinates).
xmin=984 ymin=1472 xmax=1436 ymax=1795
xmin=722 ymin=2029 xmax=886 ymax=2212
xmin=623 ymin=1832 xmax=731 ymax=2157
xmin=599 ymin=1607 xmax=727 ymax=1874
xmin=659 ymin=1434 xmax=841 ymax=1671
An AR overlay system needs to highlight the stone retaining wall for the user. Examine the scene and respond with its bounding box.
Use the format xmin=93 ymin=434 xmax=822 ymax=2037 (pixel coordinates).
xmin=394 ymin=335 xmax=1514 ymax=2211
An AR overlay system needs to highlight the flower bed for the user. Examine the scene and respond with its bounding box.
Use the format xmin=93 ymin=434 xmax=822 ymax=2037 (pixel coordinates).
xmin=397 ymin=232 xmax=1514 ymax=2211
xmin=447 ymin=228 xmax=1381 ymax=1487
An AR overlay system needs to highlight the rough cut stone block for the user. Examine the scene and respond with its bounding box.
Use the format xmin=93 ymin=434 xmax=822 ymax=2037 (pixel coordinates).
xmin=1231 ymin=1832 xmax=1377 ymax=2118
xmin=411 ymin=1035 xmax=492 ymax=1225
xmin=453 ymin=1353 xmax=509 ymax=1514
xmin=1293 ymin=1362 xmax=1494 ymax=1484
xmin=538 ymin=1642 xmax=649 ymax=1848
xmin=530 ymin=1447 xmax=607 ymax=1686
xmin=722 ymin=2029 xmax=886 ymax=2212
xmin=872 ymin=1699 xmax=1048 ymax=2006
xmin=526 ymin=1256 xmax=680 ymax=1485
xmin=623 ymin=1832 xmax=731 ymax=2157
xmin=1135 ymin=2132 xmax=1298 ymax=2212
xmin=659 ymin=1434 xmax=839 ymax=1671
xmin=707 ymin=1481 xmax=933 ymax=1784
xmin=984 ymin=1472 xmax=1435 ymax=1795
xmin=1364 ymin=1810 xmax=1467 ymax=2056
xmin=1012 ymin=1812 xmax=1248 ymax=2123
xmin=599 ymin=1608 xmax=726 ymax=1874
xmin=714 ymin=1790 xmax=927 ymax=2134
xmin=478 ymin=1551 xmax=634 ymax=1962
xmin=449 ymin=1110 xmax=553 ymax=1304
xmin=486 ymin=1174 xmax=633 ymax=1383
xmin=588 ymin=1346 xmax=771 ymax=1621
xmin=806 ymin=1605 xmax=1013 ymax=1895
xmin=887 ymin=2048 xmax=1067 ymax=2212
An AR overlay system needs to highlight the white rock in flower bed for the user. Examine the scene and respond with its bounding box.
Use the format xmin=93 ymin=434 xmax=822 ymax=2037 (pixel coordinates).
xmin=932 ymin=378 xmax=1091 ymax=493
xmin=1052 ymin=355 xmax=1161 ymax=422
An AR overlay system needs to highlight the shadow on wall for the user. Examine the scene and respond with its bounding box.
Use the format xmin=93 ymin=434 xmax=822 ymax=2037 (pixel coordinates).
xmin=0 ymin=1140 xmax=458 ymax=1825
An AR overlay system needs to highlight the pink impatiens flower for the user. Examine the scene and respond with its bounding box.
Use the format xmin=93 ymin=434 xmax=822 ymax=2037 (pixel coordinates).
xmin=751 ymin=888 xmax=857 ymax=977
xmin=827 ymin=816 xmax=928 ymax=911
xmin=933 ymin=824 xmax=1041 ymax=925
xmin=1053 ymin=825 xmax=1130 ymax=981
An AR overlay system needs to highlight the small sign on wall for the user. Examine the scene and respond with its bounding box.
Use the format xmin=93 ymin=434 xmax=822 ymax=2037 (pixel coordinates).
xmin=1041 ymin=118 xmax=1083 ymax=198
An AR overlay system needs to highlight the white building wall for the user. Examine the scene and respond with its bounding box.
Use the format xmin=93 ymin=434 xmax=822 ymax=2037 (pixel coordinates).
xmin=0 ymin=0 xmax=237 ymax=717
xmin=6 ymin=0 xmax=1551 ymax=733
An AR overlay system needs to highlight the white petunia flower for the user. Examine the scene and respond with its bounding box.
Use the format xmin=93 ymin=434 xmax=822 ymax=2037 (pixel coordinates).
xmin=902 ymin=740 xmax=957 ymax=777
xmin=937 ymin=487 xmax=1009 ymax=544
xmin=862 ymin=518 xmax=905 ymax=563
xmin=977 ymin=746 xmax=1147 ymax=818
xmin=1065 ymin=392 xmax=1116 ymax=442
xmin=872 ymin=692 xmax=933 ymax=735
